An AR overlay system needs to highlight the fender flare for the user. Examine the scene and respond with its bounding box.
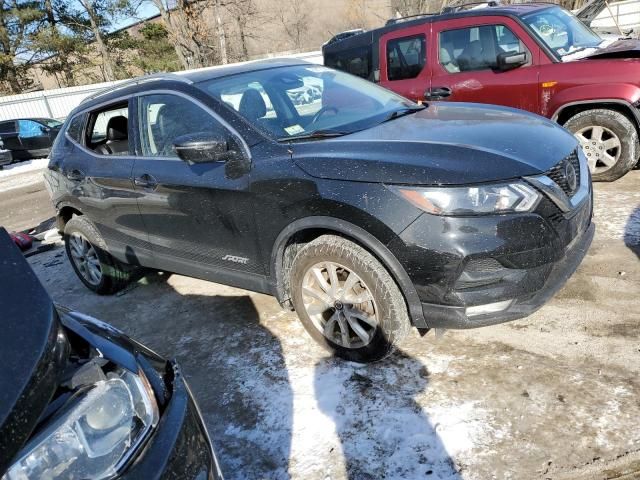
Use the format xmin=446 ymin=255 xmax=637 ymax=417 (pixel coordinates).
xmin=270 ymin=216 xmax=427 ymax=328
xmin=551 ymin=98 xmax=640 ymax=127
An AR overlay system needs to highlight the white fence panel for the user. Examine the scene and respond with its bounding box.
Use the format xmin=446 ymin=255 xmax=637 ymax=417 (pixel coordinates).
xmin=591 ymin=0 xmax=640 ymax=32
xmin=0 ymin=51 xmax=323 ymax=122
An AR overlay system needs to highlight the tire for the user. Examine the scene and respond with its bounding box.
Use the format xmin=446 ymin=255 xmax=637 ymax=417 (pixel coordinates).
xmin=290 ymin=235 xmax=410 ymax=363
xmin=563 ymin=108 xmax=639 ymax=182
xmin=64 ymin=216 xmax=138 ymax=295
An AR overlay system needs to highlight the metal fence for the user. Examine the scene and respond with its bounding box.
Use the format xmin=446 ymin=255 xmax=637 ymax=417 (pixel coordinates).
xmin=0 ymin=51 xmax=323 ymax=122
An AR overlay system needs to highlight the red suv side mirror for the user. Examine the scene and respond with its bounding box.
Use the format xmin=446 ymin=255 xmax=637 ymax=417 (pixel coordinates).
xmin=496 ymin=51 xmax=528 ymax=71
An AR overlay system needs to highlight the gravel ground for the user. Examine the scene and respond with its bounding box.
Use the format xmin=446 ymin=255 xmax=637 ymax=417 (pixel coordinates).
xmin=9 ymin=164 xmax=640 ymax=479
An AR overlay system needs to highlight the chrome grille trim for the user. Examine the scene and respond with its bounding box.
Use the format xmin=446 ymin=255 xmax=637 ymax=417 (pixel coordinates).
xmin=524 ymin=149 xmax=590 ymax=213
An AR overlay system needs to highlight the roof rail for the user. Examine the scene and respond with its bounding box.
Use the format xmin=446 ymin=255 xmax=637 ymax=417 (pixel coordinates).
xmin=386 ymin=12 xmax=437 ymax=25
xmin=80 ymin=72 xmax=193 ymax=104
xmin=323 ymin=29 xmax=365 ymax=46
xmin=441 ymin=0 xmax=501 ymax=14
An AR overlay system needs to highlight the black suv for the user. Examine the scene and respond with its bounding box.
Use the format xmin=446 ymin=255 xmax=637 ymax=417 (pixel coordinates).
xmin=45 ymin=59 xmax=594 ymax=362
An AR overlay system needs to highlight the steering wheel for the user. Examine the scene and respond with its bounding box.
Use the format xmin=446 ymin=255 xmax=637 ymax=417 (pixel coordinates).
xmin=311 ymin=106 xmax=338 ymax=124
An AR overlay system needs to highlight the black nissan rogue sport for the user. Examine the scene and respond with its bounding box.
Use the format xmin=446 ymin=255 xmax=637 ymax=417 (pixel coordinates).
xmin=45 ymin=59 xmax=594 ymax=362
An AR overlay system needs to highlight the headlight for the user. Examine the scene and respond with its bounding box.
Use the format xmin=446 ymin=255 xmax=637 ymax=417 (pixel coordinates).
xmin=388 ymin=182 xmax=541 ymax=215
xmin=3 ymin=369 xmax=158 ymax=480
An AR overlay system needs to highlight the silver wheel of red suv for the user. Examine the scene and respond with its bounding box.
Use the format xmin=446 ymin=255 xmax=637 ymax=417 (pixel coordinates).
xmin=564 ymin=108 xmax=639 ymax=182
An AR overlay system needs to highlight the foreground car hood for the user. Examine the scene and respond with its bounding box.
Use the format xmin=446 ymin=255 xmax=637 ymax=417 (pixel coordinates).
xmin=292 ymin=103 xmax=577 ymax=185
xmin=0 ymin=229 xmax=65 ymax=472
xmin=579 ymin=38 xmax=640 ymax=59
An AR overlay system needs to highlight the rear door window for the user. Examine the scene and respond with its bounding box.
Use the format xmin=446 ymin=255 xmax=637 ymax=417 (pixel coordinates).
xmin=386 ymin=34 xmax=426 ymax=81
xmin=0 ymin=121 xmax=15 ymax=134
xmin=87 ymin=104 xmax=130 ymax=155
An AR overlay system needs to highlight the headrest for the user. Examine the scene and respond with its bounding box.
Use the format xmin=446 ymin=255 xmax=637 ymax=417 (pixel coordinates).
xmin=239 ymin=89 xmax=267 ymax=120
xmin=106 ymin=115 xmax=128 ymax=141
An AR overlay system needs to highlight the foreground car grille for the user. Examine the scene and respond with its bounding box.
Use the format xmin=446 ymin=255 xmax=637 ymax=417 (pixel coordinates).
xmin=546 ymin=150 xmax=580 ymax=197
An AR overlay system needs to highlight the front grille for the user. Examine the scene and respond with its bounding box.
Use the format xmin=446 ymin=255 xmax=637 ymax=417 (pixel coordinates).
xmin=546 ymin=149 xmax=580 ymax=197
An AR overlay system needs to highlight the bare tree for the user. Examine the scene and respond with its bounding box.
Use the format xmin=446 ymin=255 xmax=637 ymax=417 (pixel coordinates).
xmin=76 ymin=0 xmax=116 ymax=81
xmin=277 ymin=0 xmax=309 ymax=51
xmin=223 ymin=0 xmax=269 ymax=61
xmin=390 ymin=0 xmax=440 ymax=16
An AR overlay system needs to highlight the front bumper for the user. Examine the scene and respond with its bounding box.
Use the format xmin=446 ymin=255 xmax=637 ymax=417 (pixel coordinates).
xmin=420 ymin=221 xmax=594 ymax=328
xmin=121 ymin=365 xmax=223 ymax=480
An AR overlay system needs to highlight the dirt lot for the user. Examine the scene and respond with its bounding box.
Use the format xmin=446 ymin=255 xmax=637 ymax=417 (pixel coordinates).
xmin=4 ymin=164 xmax=640 ymax=480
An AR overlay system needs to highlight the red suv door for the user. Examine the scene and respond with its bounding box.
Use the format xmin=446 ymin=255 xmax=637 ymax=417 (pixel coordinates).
xmin=379 ymin=24 xmax=431 ymax=102
xmin=429 ymin=16 xmax=542 ymax=112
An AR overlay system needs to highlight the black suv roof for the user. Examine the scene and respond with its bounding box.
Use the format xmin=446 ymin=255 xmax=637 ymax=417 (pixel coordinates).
xmin=323 ymin=2 xmax=554 ymax=55
xmin=76 ymin=58 xmax=309 ymax=114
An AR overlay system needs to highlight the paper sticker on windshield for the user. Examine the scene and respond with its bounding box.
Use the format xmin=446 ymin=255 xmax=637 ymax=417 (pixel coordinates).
xmin=285 ymin=124 xmax=305 ymax=135
xmin=305 ymin=66 xmax=330 ymax=73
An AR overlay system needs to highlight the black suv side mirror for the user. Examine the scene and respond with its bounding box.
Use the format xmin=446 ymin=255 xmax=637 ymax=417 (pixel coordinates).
xmin=174 ymin=132 xmax=232 ymax=164
xmin=496 ymin=51 xmax=528 ymax=71
xmin=173 ymin=132 xmax=251 ymax=178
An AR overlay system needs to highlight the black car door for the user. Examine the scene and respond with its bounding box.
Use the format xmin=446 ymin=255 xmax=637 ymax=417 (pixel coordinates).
xmin=68 ymin=101 xmax=151 ymax=265
xmin=17 ymin=119 xmax=50 ymax=152
xmin=0 ymin=121 xmax=20 ymax=151
xmin=131 ymin=91 xmax=263 ymax=284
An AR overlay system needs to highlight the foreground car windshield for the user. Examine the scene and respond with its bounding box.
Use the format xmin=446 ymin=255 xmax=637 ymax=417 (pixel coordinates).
xmin=523 ymin=6 xmax=602 ymax=57
xmin=197 ymin=65 xmax=420 ymax=140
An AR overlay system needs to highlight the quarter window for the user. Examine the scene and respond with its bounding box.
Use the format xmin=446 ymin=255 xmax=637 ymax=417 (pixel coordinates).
xmin=324 ymin=45 xmax=373 ymax=80
xmin=138 ymin=94 xmax=227 ymax=158
xmin=386 ymin=34 xmax=426 ymax=81
xmin=439 ymin=25 xmax=529 ymax=73
xmin=66 ymin=114 xmax=85 ymax=144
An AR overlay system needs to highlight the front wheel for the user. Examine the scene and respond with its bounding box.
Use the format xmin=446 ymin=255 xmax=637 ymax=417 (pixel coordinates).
xmin=564 ymin=108 xmax=639 ymax=182
xmin=290 ymin=235 xmax=410 ymax=363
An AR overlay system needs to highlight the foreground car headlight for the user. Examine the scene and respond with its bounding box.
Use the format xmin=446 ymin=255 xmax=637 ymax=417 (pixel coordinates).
xmin=3 ymin=369 xmax=158 ymax=480
xmin=389 ymin=182 xmax=541 ymax=215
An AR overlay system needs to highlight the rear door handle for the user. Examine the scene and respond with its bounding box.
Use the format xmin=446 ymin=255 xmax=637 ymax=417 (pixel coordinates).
xmin=134 ymin=174 xmax=158 ymax=190
xmin=425 ymin=87 xmax=452 ymax=100
xmin=65 ymin=169 xmax=85 ymax=181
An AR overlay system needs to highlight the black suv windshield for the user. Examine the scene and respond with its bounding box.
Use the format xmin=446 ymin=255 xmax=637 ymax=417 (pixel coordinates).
xmin=197 ymin=64 xmax=422 ymax=141
xmin=523 ymin=6 xmax=602 ymax=57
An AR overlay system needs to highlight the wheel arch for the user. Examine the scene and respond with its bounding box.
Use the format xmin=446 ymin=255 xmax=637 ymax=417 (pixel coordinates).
xmin=552 ymin=99 xmax=640 ymax=133
xmin=270 ymin=216 xmax=427 ymax=328
xmin=55 ymin=204 xmax=83 ymax=232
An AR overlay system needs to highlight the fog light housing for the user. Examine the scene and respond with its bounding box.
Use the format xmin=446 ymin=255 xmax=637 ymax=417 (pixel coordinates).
xmin=465 ymin=299 xmax=513 ymax=317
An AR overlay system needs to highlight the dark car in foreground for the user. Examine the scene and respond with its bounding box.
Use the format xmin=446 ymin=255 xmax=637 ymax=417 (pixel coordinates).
xmin=0 ymin=228 xmax=223 ymax=479
xmin=45 ymin=59 xmax=593 ymax=362
xmin=0 ymin=117 xmax=62 ymax=162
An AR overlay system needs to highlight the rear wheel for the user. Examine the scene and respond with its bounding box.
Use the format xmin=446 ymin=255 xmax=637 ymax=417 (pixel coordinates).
xmin=290 ymin=235 xmax=410 ymax=363
xmin=64 ymin=216 xmax=139 ymax=294
xmin=563 ymin=108 xmax=639 ymax=182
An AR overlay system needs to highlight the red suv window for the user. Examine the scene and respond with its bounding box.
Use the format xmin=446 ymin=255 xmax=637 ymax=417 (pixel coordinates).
xmin=386 ymin=34 xmax=426 ymax=81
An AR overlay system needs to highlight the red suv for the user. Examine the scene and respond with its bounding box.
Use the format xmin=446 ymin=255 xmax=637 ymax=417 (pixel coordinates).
xmin=323 ymin=2 xmax=640 ymax=181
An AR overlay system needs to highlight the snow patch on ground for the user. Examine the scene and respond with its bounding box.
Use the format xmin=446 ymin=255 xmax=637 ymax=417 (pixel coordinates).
xmin=0 ymin=159 xmax=48 ymax=192
xmin=593 ymin=189 xmax=640 ymax=245
xmin=0 ymin=158 xmax=48 ymax=177
xmin=220 ymin=338 xmax=493 ymax=480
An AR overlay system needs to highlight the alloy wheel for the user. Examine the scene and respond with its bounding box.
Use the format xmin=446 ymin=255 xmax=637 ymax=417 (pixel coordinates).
xmin=68 ymin=232 xmax=103 ymax=286
xmin=574 ymin=125 xmax=621 ymax=174
xmin=301 ymin=261 xmax=378 ymax=349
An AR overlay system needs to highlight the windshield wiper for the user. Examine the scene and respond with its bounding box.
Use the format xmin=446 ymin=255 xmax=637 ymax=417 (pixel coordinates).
xmin=380 ymin=105 xmax=426 ymax=124
xmin=278 ymin=129 xmax=348 ymax=142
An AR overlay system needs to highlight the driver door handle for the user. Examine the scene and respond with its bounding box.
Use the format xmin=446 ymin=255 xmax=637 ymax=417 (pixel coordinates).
xmin=425 ymin=87 xmax=452 ymax=100
xmin=134 ymin=174 xmax=158 ymax=190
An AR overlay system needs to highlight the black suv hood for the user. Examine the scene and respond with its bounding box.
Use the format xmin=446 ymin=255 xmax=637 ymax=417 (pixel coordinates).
xmin=0 ymin=229 xmax=65 ymax=472
xmin=292 ymin=102 xmax=578 ymax=185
